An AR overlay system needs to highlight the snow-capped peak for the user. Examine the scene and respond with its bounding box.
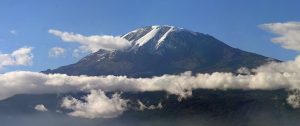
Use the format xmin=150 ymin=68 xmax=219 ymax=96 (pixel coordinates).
xmin=122 ymin=25 xmax=180 ymax=50
xmin=135 ymin=26 xmax=161 ymax=47
xmin=151 ymin=25 xmax=160 ymax=29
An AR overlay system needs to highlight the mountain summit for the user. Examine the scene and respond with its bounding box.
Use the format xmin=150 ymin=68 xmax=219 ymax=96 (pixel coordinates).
xmin=121 ymin=25 xmax=185 ymax=51
xmin=44 ymin=25 xmax=275 ymax=77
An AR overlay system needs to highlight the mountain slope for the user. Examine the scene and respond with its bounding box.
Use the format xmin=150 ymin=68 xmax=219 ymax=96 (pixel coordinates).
xmin=44 ymin=25 xmax=276 ymax=77
xmin=2 ymin=89 xmax=300 ymax=126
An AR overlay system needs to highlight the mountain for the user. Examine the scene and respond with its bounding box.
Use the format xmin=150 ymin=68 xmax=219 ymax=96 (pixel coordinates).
xmin=44 ymin=25 xmax=276 ymax=77
xmin=2 ymin=26 xmax=297 ymax=126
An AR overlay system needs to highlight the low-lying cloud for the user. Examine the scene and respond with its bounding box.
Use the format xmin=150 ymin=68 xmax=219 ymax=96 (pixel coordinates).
xmin=1 ymin=55 xmax=300 ymax=118
xmin=61 ymin=90 xmax=127 ymax=119
xmin=0 ymin=47 xmax=33 ymax=69
xmin=48 ymin=29 xmax=131 ymax=53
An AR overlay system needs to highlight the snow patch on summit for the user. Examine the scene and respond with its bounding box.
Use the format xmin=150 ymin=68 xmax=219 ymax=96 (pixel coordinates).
xmin=134 ymin=26 xmax=161 ymax=47
xmin=156 ymin=26 xmax=175 ymax=48
xmin=121 ymin=25 xmax=181 ymax=50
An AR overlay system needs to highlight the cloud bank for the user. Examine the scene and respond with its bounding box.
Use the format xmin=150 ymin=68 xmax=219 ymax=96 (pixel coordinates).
xmin=1 ymin=66 xmax=297 ymax=101
xmin=48 ymin=29 xmax=131 ymax=52
xmin=48 ymin=47 xmax=65 ymax=58
xmin=0 ymin=47 xmax=33 ymax=68
xmin=1 ymin=55 xmax=300 ymax=118
xmin=261 ymin=21 xmax=300 ymax=51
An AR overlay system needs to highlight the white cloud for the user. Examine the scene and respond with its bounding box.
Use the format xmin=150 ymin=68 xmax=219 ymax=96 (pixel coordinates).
xmin=34 ymin=104 xmax=48 ymax=112
xmin=0 ymin=47 xmax=33 ymax=68
xmin=260 ymin=21 xmax=300 ymax=51
xmin=61 ymin=90 xmax=127 ymax=119
xmin=0 ymin=57 xmax=299 ymax=105
xmin=48 ymin=47 xmax=65 ymax=58
xmin=237 ymin=67 xmax=251 ymax=75
xmin=48 ymin=29 xmax=131 ymax=52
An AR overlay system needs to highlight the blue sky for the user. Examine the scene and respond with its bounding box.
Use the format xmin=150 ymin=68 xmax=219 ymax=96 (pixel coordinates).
xmin=0 ymin=0 xmax=300 ymax=72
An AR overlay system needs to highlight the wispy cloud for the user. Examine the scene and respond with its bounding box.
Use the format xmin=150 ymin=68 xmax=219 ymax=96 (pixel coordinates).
xmin=72 ymin=48 xmax=86 ymax=58
xmin=10 ymin=30 xmax=17 ymax=35
xmin=260 ymin=21 xmax=300 ymax=51
xmin=0 ymin=47 xmax=33 ymax=69
xmin=48 ymin=29 xmax=131 ymax=53
xmin=48 ymin=47 xmax=65 ymax=58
